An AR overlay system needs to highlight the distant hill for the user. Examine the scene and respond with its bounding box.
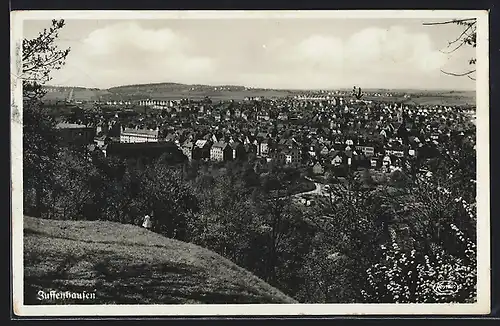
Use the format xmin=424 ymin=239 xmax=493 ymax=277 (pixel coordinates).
xmin=42 ymin=83 xmax=294 ymax=102
xmin=24 ymin=216 xmax=296 ymax=304
xmin=108 ymin=82 xmax=247 ymax=93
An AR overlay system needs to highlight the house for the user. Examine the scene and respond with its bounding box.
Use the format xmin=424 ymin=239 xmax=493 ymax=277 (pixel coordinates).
xmin=259 ymin=139 xmax=270 ymax=157
xmin=210 ymin=142 xmax=233 ymax=162
xmin=312 ymin=162 xmax=325 ymax=175
xmin=270 ymin=149 xmax=286 ymax=165
xmin=86 ymin=143 xmax=102 ymax=161
xmin=355 ymin=145 xmax=375 ymax=157
xmin=244 ymin=143 xmax=258 ymax=155
xmin=194 ymin=139 xmax=212 ymax=160
xmin=332 ymin=153 xmax=343 ymax=167
xmin=256 ymin=132 xmax=269 ymax=140
xmin=257 ymin=112 xmax=270 ymax=121
xmin=120 ymin=127 xmax=159 ymax=143
xmin=278 ymin=112 xmax=289 ymax=121
xmin=284 ymin=147 xmax=301 ymax=165
xmin=320 ymin=146 xmax=329 ymax=156
xmin=181 ymin=141 xmax=194 ymax=161
xmin=305 ymin=198 xmax=316 ymax=207
xmin=230 ymin=142 xmax=246 ymax=161
xmin=56 ymin=122 xmax=96 ymax=146
xmin=244 ymin=135 xmax=257 ymax=145
xmin=385 ymin=145 xmax=405 ymax=158
xmin=345 ymin=150 xmax=354 ymax=166
xmin=96 ymin=122 xmax=109 ymax=136
xmin=165 ymin=133 xmax=177 ymax=143
xmin=95 ymin=135 xmax=112 ymax=148
xmin=277 ymin=138 xmax=296 ymax=150
xmin=382 ymin=155 xmax=392 ymax=168
xmin=106 ymin=121 xmax=122 ymax=137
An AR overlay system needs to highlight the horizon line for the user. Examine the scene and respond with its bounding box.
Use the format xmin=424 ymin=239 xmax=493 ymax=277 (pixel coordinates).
xmin=43 ymin=81 xmax=476 ymax=93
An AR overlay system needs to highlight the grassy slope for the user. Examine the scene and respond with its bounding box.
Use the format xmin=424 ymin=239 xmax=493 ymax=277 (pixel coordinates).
xmin=23 ymin=216 xmax=296 ymax=305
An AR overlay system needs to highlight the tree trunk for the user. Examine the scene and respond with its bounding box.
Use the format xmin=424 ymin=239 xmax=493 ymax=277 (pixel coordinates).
xmin=34 ymin=183 xmax=43 ymax=218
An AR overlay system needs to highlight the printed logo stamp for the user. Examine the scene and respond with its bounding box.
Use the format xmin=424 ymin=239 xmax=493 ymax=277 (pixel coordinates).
xmin=432 ymin=280 xmax=459 ymax=296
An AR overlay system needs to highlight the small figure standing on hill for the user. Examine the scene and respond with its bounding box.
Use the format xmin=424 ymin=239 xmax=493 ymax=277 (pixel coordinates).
xmin=142 ymin=211 xmax=153 ymax=230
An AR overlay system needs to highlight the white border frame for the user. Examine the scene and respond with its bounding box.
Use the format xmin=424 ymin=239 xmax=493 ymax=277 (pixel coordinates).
xmin=11 ymin=10 xmax=490 ymax=316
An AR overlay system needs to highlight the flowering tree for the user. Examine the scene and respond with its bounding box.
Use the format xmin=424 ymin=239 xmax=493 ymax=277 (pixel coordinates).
xmin=362 ymin=149 xmax=477 ymax=303
xmin=361 ymin=116 xmax=477 ymax=303
xmin=362 ymin=222 xmax=476 ymax=303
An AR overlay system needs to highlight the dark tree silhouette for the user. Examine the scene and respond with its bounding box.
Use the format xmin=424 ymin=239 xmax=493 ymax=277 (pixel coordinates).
xmin=352 ymin=86 xmax=364 ymax=100
xmin=22 ymin=19 xmax=71 ymax=87
xmin=22 ymin=19 xmax=71 ymax=216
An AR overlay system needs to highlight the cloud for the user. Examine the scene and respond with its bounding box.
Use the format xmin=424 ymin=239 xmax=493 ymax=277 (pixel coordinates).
xmin=288 ymin=26 xmax=447 ymax=77
xmin=295 ymin=35 xmax=344 ymax=68
xmin=82 ymin=22 xmax=192 ymax=56
xmin=59 ymin=22 xmax=215 ymax=87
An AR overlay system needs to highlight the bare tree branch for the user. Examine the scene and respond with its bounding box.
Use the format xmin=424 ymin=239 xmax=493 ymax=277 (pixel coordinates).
xmin=424 ymin=18 xmax=477 ymax=81
xmin=439 ymin=38 xmax=468 ymax=54
xmin=440 ymin=69 xmax=476 ymax=77
xmin=423 ymin=18 xmax=477 ymax=26
xmin=447 ymin=23 xmax=475 ymax=46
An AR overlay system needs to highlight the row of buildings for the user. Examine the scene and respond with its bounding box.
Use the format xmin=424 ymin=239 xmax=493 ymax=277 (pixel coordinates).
xmin=55 ymin=92 xmax=475 ymax=176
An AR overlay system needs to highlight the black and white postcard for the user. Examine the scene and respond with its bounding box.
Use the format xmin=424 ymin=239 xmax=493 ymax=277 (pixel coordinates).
xmin=11 ymin=10 xmax=490 ymax=316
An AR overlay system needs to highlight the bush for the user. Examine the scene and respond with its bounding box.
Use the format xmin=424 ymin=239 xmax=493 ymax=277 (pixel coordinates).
xmin=390 ymin=170 xmax=410 ymax=188
xmin=363 ymin=223 xmax=476 ymax=303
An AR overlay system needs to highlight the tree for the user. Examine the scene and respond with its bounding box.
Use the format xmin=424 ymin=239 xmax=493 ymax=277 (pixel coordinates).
xmin=49 ymin=148 xmax=105 ymax=221
xmin=424 ymin=18 xmax=477 ymax=80
xmin=22 ymin=19 xmax=71 ymax=102
xmin=257 ymin=195 xmax=295 ymax=283
xmin=352 ymin=86 xmax=364 ymax=100
xmin=363 ymin=224 xmax=476 ymax=303
xmin=390 ymin=170 xmax=410 ymax=188
xmin=135 ymin=164 xmax=199 ymax=240
xmin=22 ymin=20 xmax=71 ymax=216
xmin=189 ymin=173 xmax=263 ymax=269
xmin=304 ymin=171 xmax=386 ymax=301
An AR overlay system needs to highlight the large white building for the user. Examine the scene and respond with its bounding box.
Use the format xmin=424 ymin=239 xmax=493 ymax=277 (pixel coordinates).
xmin=138 ymin=99 xmax=178 ymax=108
xmin=120 ymin=127 xmax=159 ymax=143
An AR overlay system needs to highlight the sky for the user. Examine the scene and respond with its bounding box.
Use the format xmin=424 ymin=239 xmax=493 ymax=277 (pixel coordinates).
xmin=23 ymin=17 xmax=477 ymax=91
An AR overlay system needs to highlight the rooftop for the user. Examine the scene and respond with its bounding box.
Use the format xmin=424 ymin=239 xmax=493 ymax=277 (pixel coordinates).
xmin=213 ymin=141 xmax=228 ymax=149
xmin=122 ymin=128 xmax=158 ymax=136
xmin=56 ymin=122 xmax=89 ymax=129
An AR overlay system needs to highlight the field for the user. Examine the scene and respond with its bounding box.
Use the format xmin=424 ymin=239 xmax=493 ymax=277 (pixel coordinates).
xmin=41 ymin=83 xmax=476 ymax=107
xmin=23 ymin=216 xmax=296 ymax=304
